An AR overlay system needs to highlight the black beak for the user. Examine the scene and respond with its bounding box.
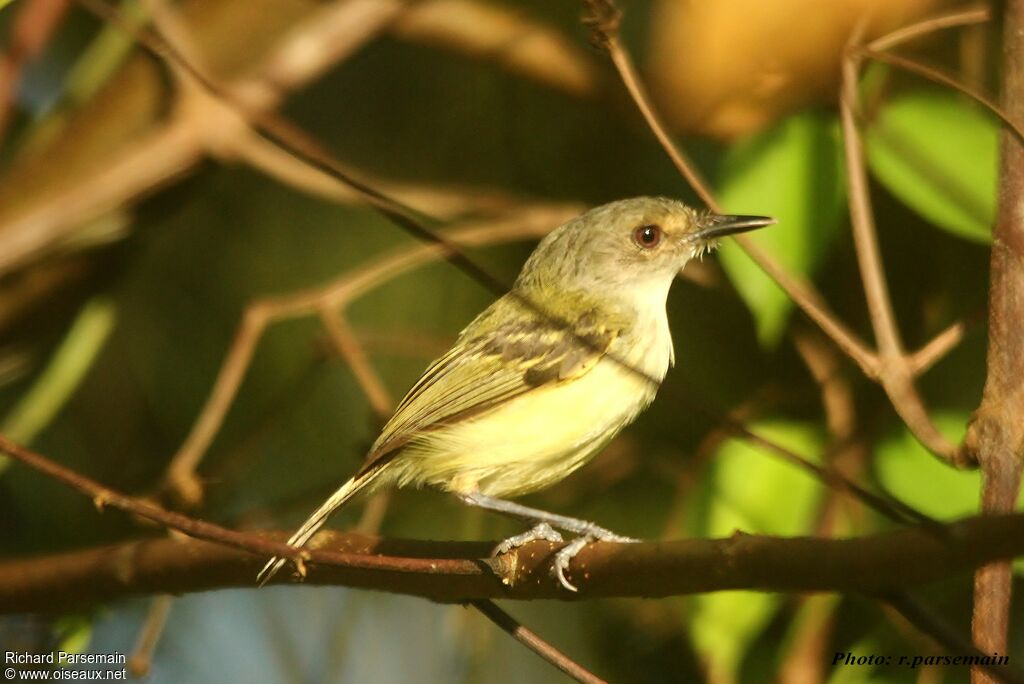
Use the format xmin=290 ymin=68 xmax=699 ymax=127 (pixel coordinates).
xmin=692 ymin=214 xmax=776 ymax=241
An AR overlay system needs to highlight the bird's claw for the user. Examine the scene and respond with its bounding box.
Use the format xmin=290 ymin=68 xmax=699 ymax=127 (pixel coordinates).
xmin=491 ymin=522 xmax=564 ymax=556
xmin=552 ymin=537 xmax=590 ymax=592
xmin=492 ymin=520 xmax=637 ymax=592
xmin=551 ymin=531 xmax=639 ymax=592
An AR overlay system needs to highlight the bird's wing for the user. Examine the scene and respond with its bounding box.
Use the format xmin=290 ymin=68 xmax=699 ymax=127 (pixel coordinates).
xmin=359 ymin=294 xmax=625 ymax=472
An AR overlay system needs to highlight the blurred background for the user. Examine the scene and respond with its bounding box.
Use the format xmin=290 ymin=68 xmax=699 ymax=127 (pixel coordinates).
xmin=0 ymin=0 xmax=1019 ymax=681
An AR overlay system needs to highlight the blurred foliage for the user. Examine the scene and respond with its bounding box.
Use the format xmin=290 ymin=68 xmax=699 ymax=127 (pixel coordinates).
xmin=0 ymin=1 xmax=1019 ymax=683
xmin=687 ymin=421 xmax=826 ymax=680
xmin=717 ymin=111 xmax=845 ymax=345
xmin=866 ymin=88 xmax=999 ymax=243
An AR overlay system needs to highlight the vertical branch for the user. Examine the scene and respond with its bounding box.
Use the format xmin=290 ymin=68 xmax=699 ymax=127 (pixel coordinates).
xmin=966 ymin=0 xmax=1024 ymax=679
xmin=840 ymin=32 xmax=962 ymax=466
xmin=840 ymin=50 xmax=904 ymax=357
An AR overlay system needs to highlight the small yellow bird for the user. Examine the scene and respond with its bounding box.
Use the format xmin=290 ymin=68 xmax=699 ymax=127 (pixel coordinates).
xmin=259 ymin=197 xmax=773 ymax=590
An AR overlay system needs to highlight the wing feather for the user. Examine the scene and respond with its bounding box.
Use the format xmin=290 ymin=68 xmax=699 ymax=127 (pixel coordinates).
xmin=359 ymin=293 xmax=625 ymax=472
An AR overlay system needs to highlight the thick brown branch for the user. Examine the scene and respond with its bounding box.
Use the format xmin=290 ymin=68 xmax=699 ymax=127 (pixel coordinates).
xmin=1 ymin=516 xmax=1023 ymax=614
xmin=2 ymin=431 xmax=1023 ymax=614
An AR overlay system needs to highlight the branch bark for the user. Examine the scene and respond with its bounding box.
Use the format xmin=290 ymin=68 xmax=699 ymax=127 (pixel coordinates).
xmin=2 ymin=431 xmax=1023 ymax=615
xmin=1 ymin=516 xmax=1023 ymax=614
xmin=964 ymin=1 xmax=1024 ymax=680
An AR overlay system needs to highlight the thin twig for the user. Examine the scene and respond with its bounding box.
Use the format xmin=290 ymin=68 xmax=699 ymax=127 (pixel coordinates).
xmin=0 ymin=431 xmax=491 ymax=577
xmin=468 ymin=600 xmax=607 ymax=684
xmin=792 ymin=328 xmax=855 ymax=441
xmin=842 ymin=29 xmax=903 ymax=358
xmin=724 ymin=420 xmax=937 ymax=529
xmin=841 ymin=28 xmax=963 ymax=466
xmin=163 ymin=303 xmax=271 ymax=508
xmin=0 ymin=0 xmax=555 ymax=274
xmin=864 ymin=49 xmax=1024 ymax=147
xmin=597 ymin=25 xmax=716 ymax=209
xmin=319 ymin=308 xmax=393 ymax=421
xmin=73 ymin=0 xmax=509 ymax=298
xmin=908 ymin=317 xmax=972 ymax=376
xmin=866 ymin=6 xmax=989 ymax=52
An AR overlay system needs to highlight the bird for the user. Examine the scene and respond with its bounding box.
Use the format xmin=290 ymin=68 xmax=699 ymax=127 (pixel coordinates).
xmin=257 ymin=197 xmax=774 ymax=591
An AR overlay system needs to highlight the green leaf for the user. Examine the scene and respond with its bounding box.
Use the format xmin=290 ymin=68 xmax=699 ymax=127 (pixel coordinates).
xmin=717 ymin=111 xmax=845 ymax=346
xmin=876 ymin=413 xmax=1024 ymax=575
xmin=866 ymin=89 xmax=997 ymax=243
xmin=875 ymin=412 xmax=977 ymax=519
xmin=688 ymin=420 xmax=826 ymax=679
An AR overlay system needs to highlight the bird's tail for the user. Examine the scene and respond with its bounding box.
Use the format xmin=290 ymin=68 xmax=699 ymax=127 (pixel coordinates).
xmin=257 ymin=466 xmax=384 ymax=586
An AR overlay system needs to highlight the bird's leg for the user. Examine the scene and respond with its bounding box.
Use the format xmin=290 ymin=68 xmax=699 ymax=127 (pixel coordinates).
xmin=458 ymin=492 xmax=637 ymax=592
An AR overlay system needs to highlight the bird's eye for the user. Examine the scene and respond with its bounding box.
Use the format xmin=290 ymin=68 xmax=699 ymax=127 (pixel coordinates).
xmin=633 ymin=224 xmax=663 ymax=249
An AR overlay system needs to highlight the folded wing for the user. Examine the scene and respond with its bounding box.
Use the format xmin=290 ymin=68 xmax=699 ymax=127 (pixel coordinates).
xmin=358 ymin=293 xmax=625 ymax=473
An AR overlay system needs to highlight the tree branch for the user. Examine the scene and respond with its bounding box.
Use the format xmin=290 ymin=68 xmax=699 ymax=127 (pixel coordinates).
xmin=1 ymin=516 xmax=1023 ymax=614
xmin=840 ymin=35 xmax=963 ymax=466
xmin=965 ymin=0 xmax=1024 ymax=680
xmin=1 ymin=432 xmax=1024 ymax=615
xmin=467 ymin=600 xmax=608 ymax=684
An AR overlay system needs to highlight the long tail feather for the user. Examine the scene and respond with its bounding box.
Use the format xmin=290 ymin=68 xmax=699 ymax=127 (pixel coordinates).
xmin=257 ymin=467 xmax=383 ymax=586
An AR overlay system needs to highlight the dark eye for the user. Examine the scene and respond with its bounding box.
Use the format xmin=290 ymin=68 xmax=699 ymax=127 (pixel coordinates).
xmin=633 ymin=224 xmax=663 ymax=249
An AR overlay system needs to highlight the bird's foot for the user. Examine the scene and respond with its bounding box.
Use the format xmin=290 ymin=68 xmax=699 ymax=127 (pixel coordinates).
xmin=492 ymin=522 xmax=564 ymax=556
xmin=552 ymin=528 xmax=639 ymax=592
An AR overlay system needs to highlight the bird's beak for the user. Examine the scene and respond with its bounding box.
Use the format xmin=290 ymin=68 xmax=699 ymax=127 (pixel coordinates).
xmin=691 ymin=214 xmax=776 ymax=241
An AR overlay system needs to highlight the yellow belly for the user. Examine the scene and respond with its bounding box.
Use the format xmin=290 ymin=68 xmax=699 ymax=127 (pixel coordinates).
xmin=383 ymin=354 xmax=660 ymax=497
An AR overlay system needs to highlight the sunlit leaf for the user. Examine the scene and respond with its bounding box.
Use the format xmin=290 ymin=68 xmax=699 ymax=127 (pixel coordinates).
xmin=717 ymin=111 xmax=846 ymax=346
xmin=866 ymin=89 xmax=997 ymax=243
xmin=688 ymin=420 xmax=826 ymax=679
xmin=876 ymin=413 xmax=1024 ymax=575
xmin=874 ymin=412 xmax=977 ymax=519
